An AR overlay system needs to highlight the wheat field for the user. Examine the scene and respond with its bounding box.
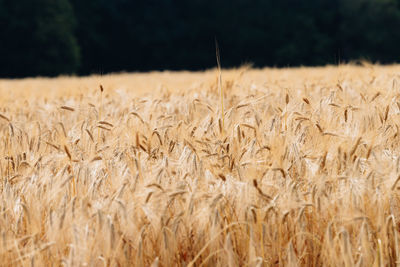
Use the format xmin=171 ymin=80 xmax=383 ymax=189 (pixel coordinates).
xmin=1 ymin=65 xmax=400 ymax=266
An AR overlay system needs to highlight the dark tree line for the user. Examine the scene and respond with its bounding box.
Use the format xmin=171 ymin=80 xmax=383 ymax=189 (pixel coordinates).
xmin=1 ymin=0 xmax=400 ymax=77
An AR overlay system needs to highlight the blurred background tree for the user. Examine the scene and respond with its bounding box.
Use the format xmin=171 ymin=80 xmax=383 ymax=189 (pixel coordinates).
xmin=0 ymin=0 xmax=80 ymax=77
xmin=1 ymin=0 xmax=400 ymax=77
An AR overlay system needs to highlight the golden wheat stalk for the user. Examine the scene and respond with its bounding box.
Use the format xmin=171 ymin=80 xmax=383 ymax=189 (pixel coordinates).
xmin=215 ymin=39 xmax=224 ymax=133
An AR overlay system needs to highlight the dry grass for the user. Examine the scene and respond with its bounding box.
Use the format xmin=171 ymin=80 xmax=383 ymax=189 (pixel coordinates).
xmin=1 ymin=65 xmax=400 ymax=266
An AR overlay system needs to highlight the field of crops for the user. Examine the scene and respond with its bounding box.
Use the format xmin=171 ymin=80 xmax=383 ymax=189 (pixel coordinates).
xmin=1 ymin=65 xmax=400 ymax=266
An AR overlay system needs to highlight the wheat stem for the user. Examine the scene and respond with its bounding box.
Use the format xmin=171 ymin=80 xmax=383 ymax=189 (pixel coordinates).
xmin=215 ymin=39 xmax=224 ymax=133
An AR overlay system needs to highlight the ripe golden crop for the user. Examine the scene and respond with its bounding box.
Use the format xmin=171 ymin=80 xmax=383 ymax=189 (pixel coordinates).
xmin=1 ymin=65 xmax=400 ymax=266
